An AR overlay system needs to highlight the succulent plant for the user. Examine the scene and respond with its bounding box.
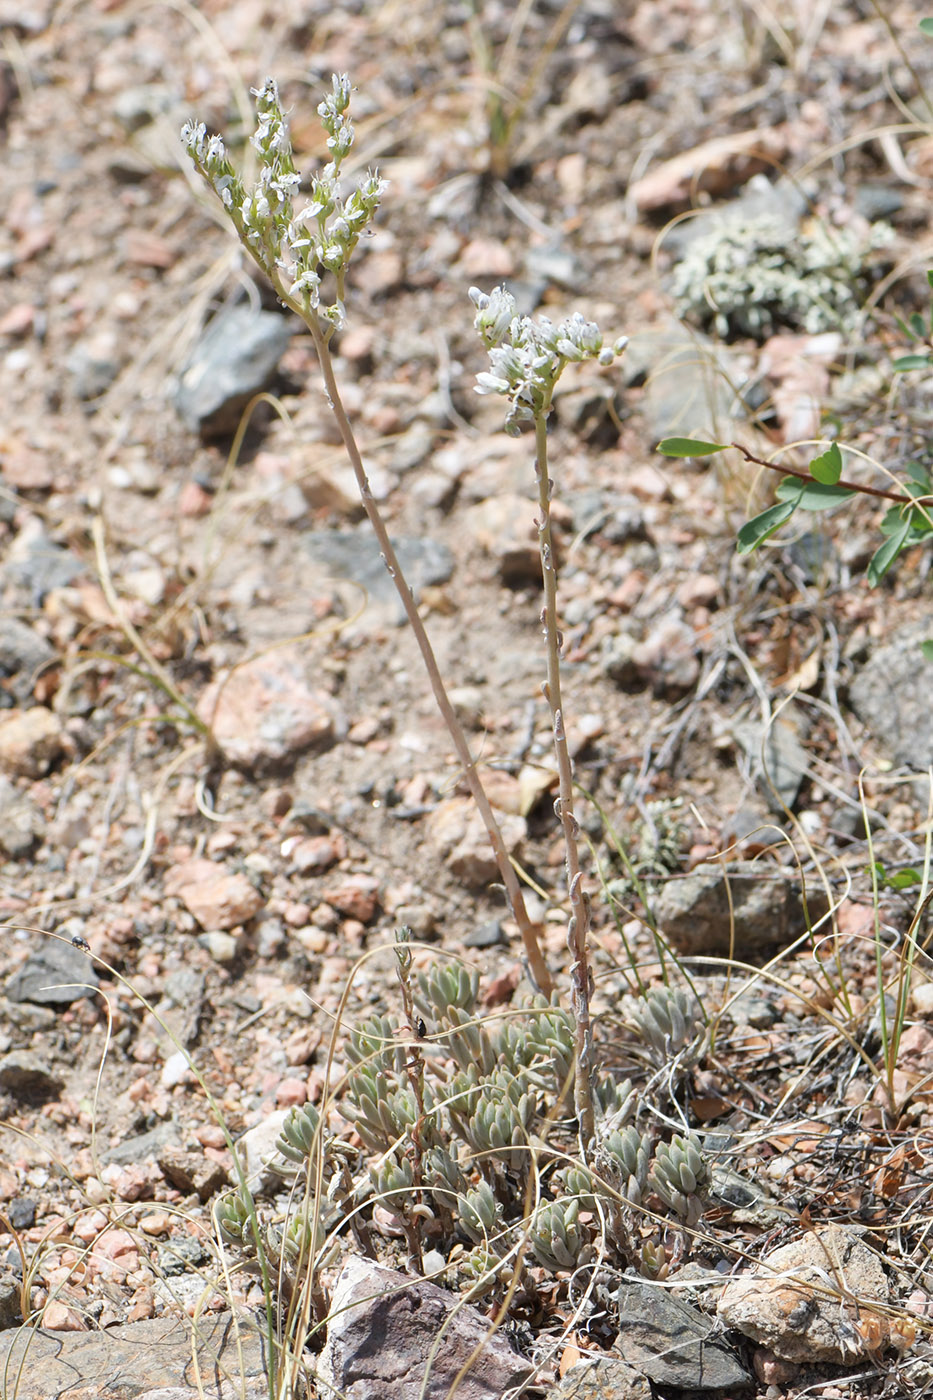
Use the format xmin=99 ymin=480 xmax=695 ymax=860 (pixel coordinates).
xmin=415 ymin=963 xmax=480 ymax=1020
xmin=626 ymin=985 xmax=705 ymax=1065
xmin=649 ymin=1132 xmax=710 ymax=1225
xmin=529 ymin=1198 xmax=591 ymax=1271
xmin=670 ymin=207 xmax=892 ymax=341
xmin=599 ymin=1124 xmax=652 ymax=1206
xmin=275 ymin=1100 xmax=324 ymax=1167
xmin=462 ymin=1081 xmax=534 ymax=1173
xmin=457 ymin=1179 xmax=503 ymax=1244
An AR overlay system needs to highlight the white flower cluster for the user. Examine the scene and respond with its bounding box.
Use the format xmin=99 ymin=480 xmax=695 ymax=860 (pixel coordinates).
xmin=670 ymin=210 xmax=893 ymax=341
xmin=470 ymin=285 xmax=627 ymax=434
xmin=182 ymin=75 xmax=387 ymax=329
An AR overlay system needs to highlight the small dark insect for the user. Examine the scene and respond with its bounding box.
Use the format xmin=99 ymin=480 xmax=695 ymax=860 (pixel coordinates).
xmin=416 ymin=1018 xmax=427 ymax=1039
xmin=71 ymin=935 xmax=91 ymax=951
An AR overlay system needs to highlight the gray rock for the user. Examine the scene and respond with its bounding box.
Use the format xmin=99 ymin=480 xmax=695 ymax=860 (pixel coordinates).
xmin=6 ymin=940 xmax=99 ymax=1006
xmin=553 ymin=1358 xmax=651 ymax=1399
xmin=301 ymin=531 xmax=454 ymax=625
xmin=156 ymin=967 xmax=205 ymax=1048
xmin=175 ymin=305 xmax=292 ymax=437
xmin=0 ymin=998 xmax=55 ymax=1032
xmin=463 ymin=918 xmax=506 ymax=949
xmin=655 ymin=860 xmax=830 ymax=957
xmin=0 ymin=1274 xmax=21 ymax=1330
xmin=620 ymin=316 xmax=752 ymax=442
xmin=102 ymin=1121 xmax=182 ymax=1166
xmin=849 ymin=623 xmax=933 ymax=769
xmin=718 ymin=1223 xmax=888 ymax=1363
xmin=0 ymin=618 xmax=55 ymax=704
xmin=7 ymin=1197 xmax=34 ymax=1229
xmin=731 ymin=709 xmax=811 ymax=811
xmin=390 ymin=421 xmax=435 ymax=473
xmin=316 ymin=1256 xmax=532 ymax=1400
xmin=66 ymin=333 xmax=122 ymax=401
xmin=157 ymin=1233 xmax=211 ymax=1276
xmin=853 ymin=183 xmax=904 ymax=221
xmin=0 ymin=1312 xmax=270 ymax=1400
xmin=2 ymin=528 xmax=85 ymax=605
xmin=0 ymin=1050 xmax=64 ymax=1101
xmin=524 ymin=240 xmax=586 ymax=292
xmin=609 ymin=1279 xmax=750 ymax=1390
xmin=0 ymin=776 xmax=43 ymax=858
xmin=236 ymin=1108 xmax=291 ymax=1193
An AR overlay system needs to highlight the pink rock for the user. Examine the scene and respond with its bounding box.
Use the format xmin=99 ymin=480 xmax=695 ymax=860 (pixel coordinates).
xmin=425 ymin=797 xmax=526 ymax=887
xmin=289 ymin=834 xmax=343 ymax=874
xmin=317 ymin=1257 xmax=531 ymax=1399
xmin=178 ymin=480 xmax=213 ymax=517
xmin=198 ymin=648 xmax=338 ymax=772
xmin=138 ymin=1212 xmax=172 ymax=1236
xmin=275 ymin=1077 xmax=308 ymax=1107
xmin=42 ymin=1300 xmax=87 ymax=1331
xmin=675 ymin=573 xmax=720 ymax=609
xmin=323 ymin=875 xmax=380 ymax=924
xmin=0 ymin=707 xmax=64 ymax=777
xmin=164 ymin=858 xmax=263 ymax=930
xmin=718 ymin=1223 xmax=888 ymax=1362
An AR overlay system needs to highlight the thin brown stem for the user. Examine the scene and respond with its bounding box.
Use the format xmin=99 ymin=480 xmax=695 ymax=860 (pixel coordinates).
xmin=533 ymin=413 xmax=594 ymax=1146
xmin=301 ymin=311 xmax=553 ymax=995
xmin=732 ymin=443 xmax=912 ymax=504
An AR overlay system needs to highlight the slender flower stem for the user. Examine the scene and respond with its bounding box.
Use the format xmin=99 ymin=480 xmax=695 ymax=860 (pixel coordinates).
xmin=304 ymin=312 xmax=553 ymax=995
xmin=533 ymin=413 xmax=594 ymax=1145
xmin=182 ymin=80 xmax=553 ymax=996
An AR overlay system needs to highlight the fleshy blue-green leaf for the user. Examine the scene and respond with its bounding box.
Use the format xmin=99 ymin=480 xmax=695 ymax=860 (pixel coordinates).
xmin=893 ymin=354 xmax=932 ymax=371
xmin=921 ymin=18 xmax=933 ymax=36
xmin=809 ymin=443 xmax=843 ymax=485
xmin=736 ymin=495 xmax=800 ymax=554
xmin=657 ymin=437 xmax=727 ymax=457
xmin=921 ymin=640 xmax=933 ymax=663
xmin=775 ymin=478 xmax=855 ymax=511
xmin=867 ymin=516 xmax=912 ymax=585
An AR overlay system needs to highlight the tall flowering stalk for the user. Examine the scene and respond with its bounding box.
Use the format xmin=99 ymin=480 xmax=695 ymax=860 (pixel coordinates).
xmin=182 ymin=78 xmax=552 ymax=994
xmin=470 ymin=287 xmax=627 ymax=1146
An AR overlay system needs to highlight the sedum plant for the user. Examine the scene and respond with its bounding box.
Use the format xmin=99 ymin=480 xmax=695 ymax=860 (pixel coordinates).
xmin=670 ymin=207 xmax=892 ymax=341
xmin=243 ymin=947 xmax=712 ymax=1306
xmin=182 ymin=74 xmax=636 ymax=1145
xmin=184 ymin=74 xmax=718 ymax=1333
xmin=470 ymin=285 xmax=627 ymax=1143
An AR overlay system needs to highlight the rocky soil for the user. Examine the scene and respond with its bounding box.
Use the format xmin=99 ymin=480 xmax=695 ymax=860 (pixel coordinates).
xmin=4 ymin=1 xmax=933 ymax=1398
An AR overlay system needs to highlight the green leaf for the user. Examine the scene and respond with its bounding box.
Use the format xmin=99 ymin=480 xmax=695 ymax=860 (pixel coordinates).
xmin=893 ymin=354 xmax=932 ymax=371
xmin=657 ymin=437 xmax=727 ymax=457
xmin=776 ymin=477 xmax=855 ymax=512
xmin=906 ymin=462 xmax=931 ymax=490
xmin=886 ymin=868 xmax=924 ymax=890
xmin=867 ymin=516 xmax=912 ymax=585
xmin=736 ymin=495 xmax=800 ymax=554
xmin=869 ymin=860 xmax=925 ymax=890
xmin=921 ymin=17 xmax=933 ymax=35
xmin=809 ymin=442 xmax=842 ymax=485
xmin=921 ymin=641 xmax=933 ymax=663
